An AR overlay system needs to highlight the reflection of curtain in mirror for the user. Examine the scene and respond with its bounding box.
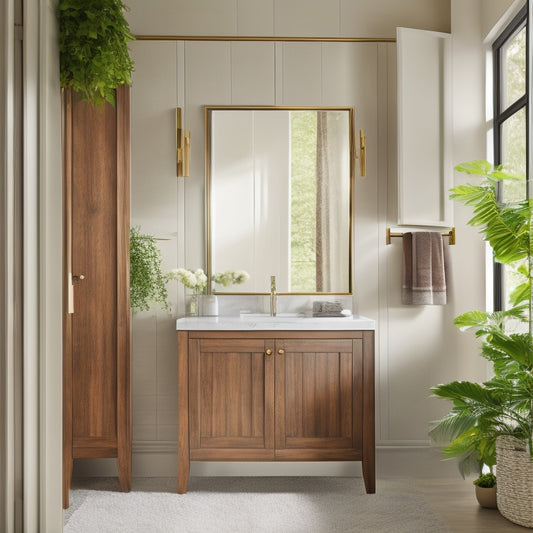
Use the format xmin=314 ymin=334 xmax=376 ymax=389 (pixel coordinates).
xmin=316 ymin=112 xmax=346 ymax=292
xmin=316 ymin=112 xmax=330 ymax=291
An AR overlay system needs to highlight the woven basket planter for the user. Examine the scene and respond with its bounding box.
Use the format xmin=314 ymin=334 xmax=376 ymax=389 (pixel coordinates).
xmin=496 ymin=435 xmax=533 ymax=528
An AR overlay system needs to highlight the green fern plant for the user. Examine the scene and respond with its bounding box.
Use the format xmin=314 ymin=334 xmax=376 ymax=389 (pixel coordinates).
xmin=59 ymin=0 xmax=135 ymax=105
xmin=129 ymin=226 xmax=169 ymax=313
xmin=429 ymin=160 xmax=533 ymax=479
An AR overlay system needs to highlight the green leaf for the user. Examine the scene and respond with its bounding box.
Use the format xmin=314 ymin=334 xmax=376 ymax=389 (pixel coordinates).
xmin=453 ymin=310 xmax=489 ymax=331
xmin=454 ymin=160 xmax=492 ymax=176
xmin=59 ymin=0 xmax=135 ymax=106
xmin=129 ymin=226 xmax=169 ymax=312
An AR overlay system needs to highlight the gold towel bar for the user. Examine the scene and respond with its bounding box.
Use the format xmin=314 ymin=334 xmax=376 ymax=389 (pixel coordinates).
xmin=386 ymin=227 xmax=455 ymax=245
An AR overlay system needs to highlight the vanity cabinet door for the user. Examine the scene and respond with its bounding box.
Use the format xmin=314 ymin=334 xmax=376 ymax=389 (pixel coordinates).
xmin=188 ymin=338 xmax=275 ymax=459
xmin=275 ymin=338 xmax=363 ymax=460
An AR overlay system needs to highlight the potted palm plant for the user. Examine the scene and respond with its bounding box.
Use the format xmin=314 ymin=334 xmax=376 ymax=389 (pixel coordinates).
xmin=429 ymin=160 xmax=533 ymax=524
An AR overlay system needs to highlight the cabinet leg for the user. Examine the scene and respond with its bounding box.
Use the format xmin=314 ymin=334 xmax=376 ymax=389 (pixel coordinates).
xmin=63 ymin=454 xmax=73 ymax=509
xmin=178 ymin=456 xmax=190 ymax=494
xmin=362 ymin=456 xmax=375 ymax=494
xmin=117 ymin=453 xmax=132 ymax=492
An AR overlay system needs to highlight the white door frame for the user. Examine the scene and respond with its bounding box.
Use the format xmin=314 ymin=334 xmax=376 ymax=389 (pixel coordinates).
xmin=2 ymin=0 xmax=63 ymax=531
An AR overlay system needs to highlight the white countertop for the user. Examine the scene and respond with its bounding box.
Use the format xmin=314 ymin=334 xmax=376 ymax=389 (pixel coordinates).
xmin=176 ymin=314 xmax=375 ymax=331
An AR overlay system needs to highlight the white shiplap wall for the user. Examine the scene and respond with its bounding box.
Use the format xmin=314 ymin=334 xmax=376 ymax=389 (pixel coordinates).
xmin=74 ymin=0 xmax=516 ymax=478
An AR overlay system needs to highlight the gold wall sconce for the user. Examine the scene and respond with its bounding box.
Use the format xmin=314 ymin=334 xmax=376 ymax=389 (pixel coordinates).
xmin=359 ymin=129 xmax=366 ymax=177
xmin=176 ymin=107 xmax=190 ymax=177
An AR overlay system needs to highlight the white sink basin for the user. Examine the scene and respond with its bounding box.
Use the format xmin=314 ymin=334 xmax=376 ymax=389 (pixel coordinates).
xmin=176 ymin=315 xmax=375 ymax=331
xmin=240 ymin=312 xmax=307 ymax=320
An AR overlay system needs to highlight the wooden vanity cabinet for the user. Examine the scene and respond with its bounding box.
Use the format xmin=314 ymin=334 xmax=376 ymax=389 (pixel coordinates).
xmin=178 ymin=330 xmax=374 ymax=494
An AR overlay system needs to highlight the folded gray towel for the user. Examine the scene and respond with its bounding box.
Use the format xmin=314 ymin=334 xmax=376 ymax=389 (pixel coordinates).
xmin=313 ymin=301 xmax=343 ymax=317
xmin=402 ymin=232 xmax=447 ymax=305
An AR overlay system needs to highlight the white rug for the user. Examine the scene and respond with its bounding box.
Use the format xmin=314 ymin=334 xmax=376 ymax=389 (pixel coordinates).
xmin=64 ymin=477 xmax=450 ymax=533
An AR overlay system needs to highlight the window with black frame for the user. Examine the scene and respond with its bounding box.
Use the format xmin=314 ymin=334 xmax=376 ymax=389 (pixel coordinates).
xmin=493 ymin=4 xmax=529 ymax=311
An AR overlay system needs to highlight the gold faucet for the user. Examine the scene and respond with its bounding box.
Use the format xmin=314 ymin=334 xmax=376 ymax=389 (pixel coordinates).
xmin=270 ymin=275 xmax=277 ymax=317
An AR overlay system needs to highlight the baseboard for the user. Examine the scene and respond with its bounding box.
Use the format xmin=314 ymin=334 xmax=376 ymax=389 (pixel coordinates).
xmin=71 ymin=441 xmax=458 ymax=479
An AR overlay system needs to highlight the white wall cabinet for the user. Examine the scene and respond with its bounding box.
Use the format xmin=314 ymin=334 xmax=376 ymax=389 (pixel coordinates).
xmin=397 ymin=27 xmax=453 ymax=227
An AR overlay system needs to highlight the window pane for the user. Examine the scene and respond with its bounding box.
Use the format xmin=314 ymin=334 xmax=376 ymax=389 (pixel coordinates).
xmin=501 ymin=26 xmax=526 ymax=109
xmin=501 ymin=107 xmax=527 ymax=202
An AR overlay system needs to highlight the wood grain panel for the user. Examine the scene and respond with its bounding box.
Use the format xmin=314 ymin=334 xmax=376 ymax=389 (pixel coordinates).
xmin=63 ymin=87 xmax=131 ymax=506
xmin=189 ymin=331 xmax=364 ymax=340
xmin=285 ymin=437 xmax=352 ymax=449
xmin=179 ymin=331 xmax=373 ymax=494
xmin=284 ymin=352 xmax=303 ymax=437
xmin=352 ymin=340 xmax=363 ymax=451
xmin=73 ymin=447 xmax=118 ymax=459
xmin=190 ymin=449 xmax=275 ymax=461
xmin=275 ymin=449 xmax=361 ymax=461
xmin=115 ymin=85 xmax=132 ymax=493
xmin=200 ymin=436 xmax=265 ymax=448
xmin=190 ymin=338 xmax=274 ymax=453
xmin=279 ymin=340 xmax=355 ymax=450
xmin=71 ymin=92 xmax=118 ymax=441
xmin=362 ymin=331 xmax=375 ymax=493
xmin=200 ymin=338 xmax=266 ymax=352
xmin=62 ymin=88 xmax=74 ymax=509
xmin=178 ymin=331 xmax=190 ymax=494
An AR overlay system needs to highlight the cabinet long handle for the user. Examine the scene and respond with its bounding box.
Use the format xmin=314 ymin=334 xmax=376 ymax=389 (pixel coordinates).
xmin=265 ymin=349 xmax=273 ymax=356
xmin=278 ymin=349 xmax=285 ymax=355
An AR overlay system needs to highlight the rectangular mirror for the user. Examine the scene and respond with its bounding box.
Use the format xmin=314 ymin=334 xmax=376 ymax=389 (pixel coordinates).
xmin=206 ymin=106 xmax=354 ymax=294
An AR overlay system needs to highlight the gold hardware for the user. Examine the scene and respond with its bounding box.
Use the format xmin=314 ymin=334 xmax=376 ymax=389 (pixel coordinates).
xmin=73 ymin=274 xmax=85 ymax=280
xmin=176 ymin=108 xmax=190 ymax=177
xmin=270 ymin=275 xmax=277 ymax=317
xmin=278 ymin=349 xmax=285 ymax=355
xmin=135 ymin=35 xmax=396 ymax=44
xmin=359 ymin=129 xmax=366 ymax=177
xmin=265 ymin=349 xmax=273 ymax=356
xmin=184 ymin=130 xmax=190 ymax=176
xmin=386 ymin=227 xmax=456 ymax=245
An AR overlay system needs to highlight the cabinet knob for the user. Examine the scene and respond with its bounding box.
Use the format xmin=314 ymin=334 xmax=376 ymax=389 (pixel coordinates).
xmin=73 ymin=274 xmax=85 ymax=281
xmin=265 ymin=349 xmax=273 ymax=356
xmin=278 ymin=349 xmax=285 ymax=355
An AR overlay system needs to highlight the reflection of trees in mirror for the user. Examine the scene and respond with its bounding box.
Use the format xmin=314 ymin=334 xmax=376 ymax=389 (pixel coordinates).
xmin=290 ymin=111 xmax=317 ymax=292
xmin=289 ymin=110 xmax=349 ymax=292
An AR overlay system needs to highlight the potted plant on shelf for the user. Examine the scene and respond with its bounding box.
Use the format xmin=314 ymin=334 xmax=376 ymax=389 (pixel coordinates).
xmin=59 ymin=0 xmax=135 ymax=105
xmin=429 ymin=160 xmax=533 ymax=525
xmin=129 ymin=226 xmax=169 ymax=312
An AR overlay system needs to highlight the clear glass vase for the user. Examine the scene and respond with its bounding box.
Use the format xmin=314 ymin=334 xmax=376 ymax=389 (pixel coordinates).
xmin=188 ymin=289 xmax=200 ymax=317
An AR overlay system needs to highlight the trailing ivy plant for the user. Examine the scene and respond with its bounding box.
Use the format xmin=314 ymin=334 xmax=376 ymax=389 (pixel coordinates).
xmin=130 ymin=226 xmax=168 ymax=313
xmin=59 ymin=0 xmax=135 ymax=106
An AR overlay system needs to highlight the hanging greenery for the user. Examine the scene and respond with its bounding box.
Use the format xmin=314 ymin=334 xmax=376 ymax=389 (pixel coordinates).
xmin=59 ymin=0 xmax=135 ymax=106
xmin=129 ymin=226 xmax=169 ymax=313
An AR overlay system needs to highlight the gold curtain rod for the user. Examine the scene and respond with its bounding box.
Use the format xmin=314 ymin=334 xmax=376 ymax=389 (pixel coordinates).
xmin=386 ymin=227 xmax=456 ymax=245
xmin=135 ymin=35 xmax=396 ymax=43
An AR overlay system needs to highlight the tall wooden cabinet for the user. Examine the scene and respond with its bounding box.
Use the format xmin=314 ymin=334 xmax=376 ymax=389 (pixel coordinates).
xmin=62 ymin=87 xmax=131 ymax=508
xmin=178 ymin=329 xmax=375 ymax=494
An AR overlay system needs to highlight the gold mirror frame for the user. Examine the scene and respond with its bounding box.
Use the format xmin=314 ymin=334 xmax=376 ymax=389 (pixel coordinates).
xmin=205 ymin=105 xmax=355 ymax=295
